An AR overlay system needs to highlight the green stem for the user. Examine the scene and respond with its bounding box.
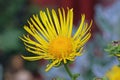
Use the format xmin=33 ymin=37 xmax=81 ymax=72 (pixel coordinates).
xmin=63 ymin=63 xmax=73 ymax=78
xmin=63 ymin=63 xmax=80 ymax=80
xmin=118 ymin=60 xmax=120 ymax=67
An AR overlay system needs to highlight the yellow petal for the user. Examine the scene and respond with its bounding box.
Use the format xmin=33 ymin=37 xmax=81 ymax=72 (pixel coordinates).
xmin=45 ymin=60 xmax=59 ymax=72
xmin=21 ymin=55 xmax=44 ymax=61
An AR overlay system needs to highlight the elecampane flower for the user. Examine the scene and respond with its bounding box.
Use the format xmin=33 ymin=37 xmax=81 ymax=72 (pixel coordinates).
xmin=106 ymin=65 xmax=120 ymax=80
xmin=21 ymin=8 xmax=92 ymax=71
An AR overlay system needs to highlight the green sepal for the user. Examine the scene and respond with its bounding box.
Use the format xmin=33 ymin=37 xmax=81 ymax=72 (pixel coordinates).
xmin=55 ymin=77 xmax=66 ymax=80
xmin=93 ymin=77 xmax=108 ymax=80
xmin=72 ymin=73 xmax=80 ymax=80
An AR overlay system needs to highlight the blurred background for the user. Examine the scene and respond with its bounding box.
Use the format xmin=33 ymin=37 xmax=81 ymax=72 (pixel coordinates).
xmin=0 ymin=0 xmax=120 ymax=80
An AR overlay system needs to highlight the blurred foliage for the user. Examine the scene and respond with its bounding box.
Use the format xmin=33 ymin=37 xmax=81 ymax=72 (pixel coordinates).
xmin=0 ymin=0 xmax=26 ymax=52
xmin=0 ymin=0 xmax=40 ymax=53
xmin=0 ymin=0 xmax=40 ymax=73
xmin=0 ymin=0 xmax=25 ymax=30
xmin=0 ymin=27 xmax=22 ymax=52
xmin=53 ymin=77 xmax=66 ymax=80
xmin=93 ymin=77 xmax=108 ymax=80
xmin=105 ymin=41 xmax=120 ymax=58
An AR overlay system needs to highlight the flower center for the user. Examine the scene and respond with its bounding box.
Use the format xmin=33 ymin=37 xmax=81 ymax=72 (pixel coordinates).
xmin=48 ymin=36 xmax=73 ymax=59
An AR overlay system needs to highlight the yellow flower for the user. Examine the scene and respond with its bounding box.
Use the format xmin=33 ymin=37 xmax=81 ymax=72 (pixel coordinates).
xmin=21 ymin=8 xmax=92 ymax=72
xmin=106 ymin=65 xmax=120 ymax=80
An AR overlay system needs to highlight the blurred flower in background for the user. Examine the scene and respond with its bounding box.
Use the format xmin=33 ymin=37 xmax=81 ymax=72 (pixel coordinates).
xmin=106 ymin=65 xmax=120 ymax=80
xmin=3 ymin=54 xmax=34 ymax=80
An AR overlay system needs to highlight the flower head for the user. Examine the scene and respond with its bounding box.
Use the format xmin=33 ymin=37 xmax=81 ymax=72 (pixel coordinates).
xmin=21 ymin=8 xmax=92 ymax=71
xmin=106 ymin=65 xmax=120 ymax=80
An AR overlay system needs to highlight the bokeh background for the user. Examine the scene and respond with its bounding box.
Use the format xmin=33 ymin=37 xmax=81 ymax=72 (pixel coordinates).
xmin=0 ymin=0 xmax=120 ymax=80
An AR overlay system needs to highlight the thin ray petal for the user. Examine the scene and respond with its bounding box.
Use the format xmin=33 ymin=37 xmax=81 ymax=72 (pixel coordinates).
xmin=52 ymin=9 xmax=61 ymax=34
xmin=45 ymin=60 xmax=59 ymax=72
xmin=73 ymin=14 xmax=85 ymax=39
xmin=22 ymin=55 xmax=45 ymax=61
xmin=68 ymin=8 xmax=73 ymax=37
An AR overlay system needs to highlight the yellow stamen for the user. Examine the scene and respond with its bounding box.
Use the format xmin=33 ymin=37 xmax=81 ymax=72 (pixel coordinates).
xmin=48 ymin=36 xmax=73 ymax=59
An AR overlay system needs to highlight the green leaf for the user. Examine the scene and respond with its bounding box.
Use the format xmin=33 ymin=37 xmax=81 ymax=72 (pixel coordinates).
xmin=105 ymin=41 xmax=120 ymax=56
